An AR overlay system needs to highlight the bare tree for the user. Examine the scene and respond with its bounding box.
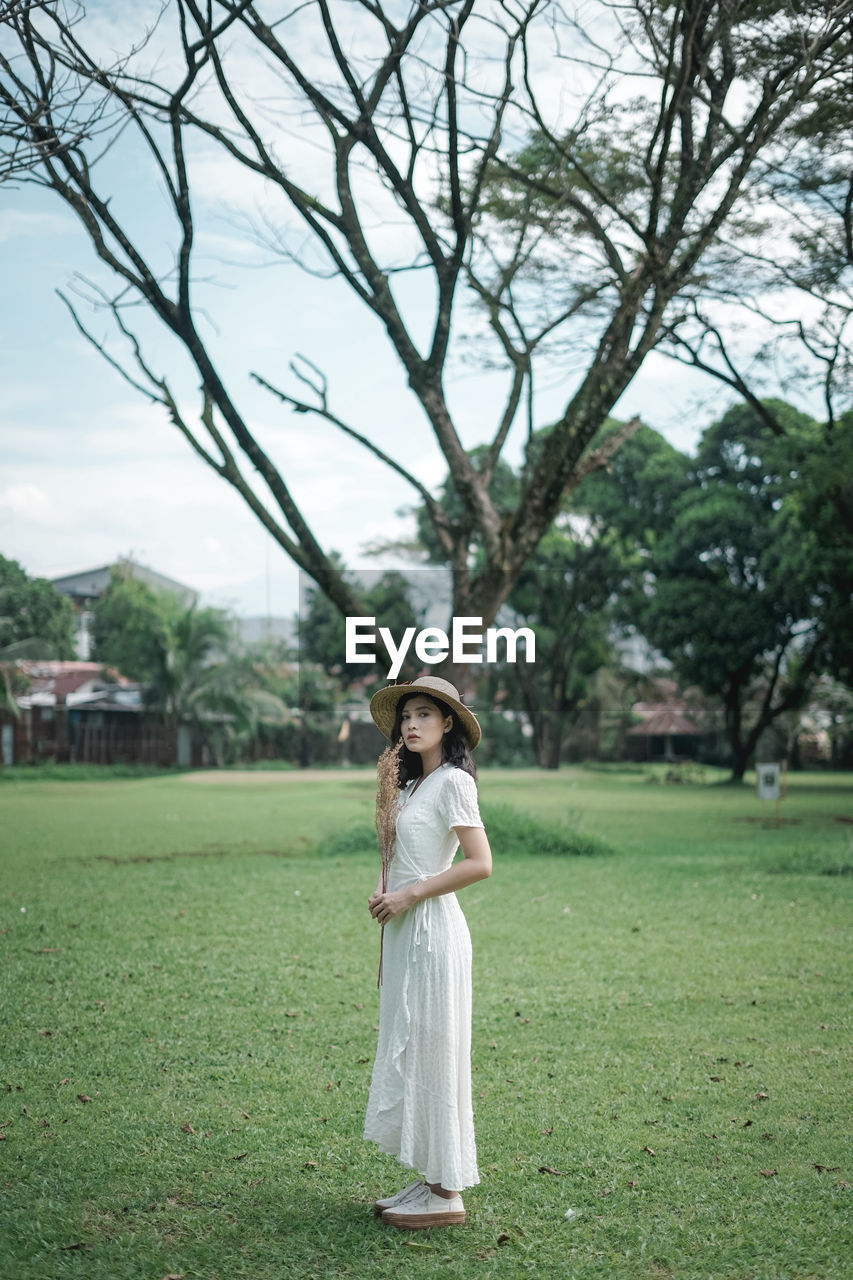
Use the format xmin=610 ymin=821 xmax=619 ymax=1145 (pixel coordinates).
xmin=655 ymin=63 xmax=853 ymax=531
xmin=1 ymin=0 xmax=850 ymax=635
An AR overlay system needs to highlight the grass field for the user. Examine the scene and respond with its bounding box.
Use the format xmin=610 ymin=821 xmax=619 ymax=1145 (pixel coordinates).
xmin=1 ymin=765 xmax=851 ymax=1279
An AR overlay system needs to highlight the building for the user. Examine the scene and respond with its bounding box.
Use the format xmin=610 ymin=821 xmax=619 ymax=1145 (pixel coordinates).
xmin=50 ymin=559 xmax=198 ymax=658
xmin=624 ymin=677 xmax=703 ymax=762
xmin=2 ymin=660 xmax=207 ymax=766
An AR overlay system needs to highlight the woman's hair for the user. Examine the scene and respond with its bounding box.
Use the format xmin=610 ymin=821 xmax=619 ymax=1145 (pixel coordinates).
xmin=391 ymin=693 xmax=477 ymax=787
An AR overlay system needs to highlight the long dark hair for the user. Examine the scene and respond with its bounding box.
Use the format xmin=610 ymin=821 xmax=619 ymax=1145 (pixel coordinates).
xmin=391 ymin=693 xmax=477 ymax=788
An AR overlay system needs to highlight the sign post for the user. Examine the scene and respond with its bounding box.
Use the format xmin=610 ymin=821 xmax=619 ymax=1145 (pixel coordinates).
xmin=756 ymin=761 xmax=787 ymax=827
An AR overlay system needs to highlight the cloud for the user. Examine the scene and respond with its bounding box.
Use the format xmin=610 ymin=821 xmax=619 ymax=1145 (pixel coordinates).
xmin=0 ymin=210 xmax=74 ymax=243
xmin=0 ymin=483 xmax=51 ymax=515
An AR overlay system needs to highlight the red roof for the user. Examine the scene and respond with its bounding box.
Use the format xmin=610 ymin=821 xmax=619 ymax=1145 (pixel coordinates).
xmin=17 ymin=661 xmax=131 ymax=701
xmin=627 ymin=706 xmax=700 ymax=736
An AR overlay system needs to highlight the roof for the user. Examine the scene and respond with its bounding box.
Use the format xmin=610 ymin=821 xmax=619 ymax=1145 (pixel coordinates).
xmin=16 ymin=660 xmax=131 ymax=703
xmin=66 ymin=686 xmax=144 ymax=712
xmin=50 ymin=559 xmax=197 ymax=606
xmin=627 ymin=705 xmax=700 ymax=736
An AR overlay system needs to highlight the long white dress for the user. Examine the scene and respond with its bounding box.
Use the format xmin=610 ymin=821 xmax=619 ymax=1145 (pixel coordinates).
xmin=364 ymin=762 xmax=484 ymax=1191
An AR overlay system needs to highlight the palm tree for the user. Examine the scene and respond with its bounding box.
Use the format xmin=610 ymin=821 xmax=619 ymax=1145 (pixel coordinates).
xmin=144 ymin=605 xmax=288 ymax=765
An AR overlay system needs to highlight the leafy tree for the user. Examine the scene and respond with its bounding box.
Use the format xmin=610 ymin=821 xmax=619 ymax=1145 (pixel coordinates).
xmin=493 ymin=525 xmax=625 ymax=768
xmin=91 ymin=569 xmax=176 ymax=681
xmin=1 ymin=2 xmax=849 ymax=636
xmin=581 ymin=406 xmax=841 ymax=780
xmin=786 ymin=408 xmax=853 ymax=685
xmin=93 ymin=566 xmax=286 ymax=760
xmin=0 ymin=555 xmax=76 ymax=657
xmin=174 ymin=649 xmax=289 ymax=767
xmin=575 ymin=424 xmax=693 ymax=547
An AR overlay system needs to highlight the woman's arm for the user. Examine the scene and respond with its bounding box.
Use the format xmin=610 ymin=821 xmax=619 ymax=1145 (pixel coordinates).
xmin=368 ymin=826 xmax=492 ymax=924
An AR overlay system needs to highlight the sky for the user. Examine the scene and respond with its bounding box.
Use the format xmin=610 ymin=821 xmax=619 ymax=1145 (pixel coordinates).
xmin=0 ymin=3 xmax=807 ymax=622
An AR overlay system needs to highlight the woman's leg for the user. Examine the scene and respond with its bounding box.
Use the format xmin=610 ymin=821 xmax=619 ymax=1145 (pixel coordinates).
xmin=426 ymin=1181 xmax=460 ymax=1199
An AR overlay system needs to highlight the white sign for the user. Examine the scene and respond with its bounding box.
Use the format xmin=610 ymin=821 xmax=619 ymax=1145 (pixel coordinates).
xmin=757 ymin=762 xmax=782 ymax=801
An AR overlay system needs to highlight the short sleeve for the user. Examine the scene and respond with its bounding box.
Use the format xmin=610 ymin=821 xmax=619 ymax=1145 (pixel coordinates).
xmin=437 ymin=767 xmax=484 ymax=831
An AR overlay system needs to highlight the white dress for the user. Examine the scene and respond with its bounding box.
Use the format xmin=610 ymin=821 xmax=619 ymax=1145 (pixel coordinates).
xmin=364 ymin=762 xmax=484 ymax=1191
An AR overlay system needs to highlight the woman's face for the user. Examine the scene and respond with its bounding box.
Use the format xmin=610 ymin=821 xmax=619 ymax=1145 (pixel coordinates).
xmin=399 ymin=696 xmax=452 ymax=756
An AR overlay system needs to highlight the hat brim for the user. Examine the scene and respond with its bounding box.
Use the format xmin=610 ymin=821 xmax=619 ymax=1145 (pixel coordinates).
xmin=369 ymin=680 xmax=482 ymax=751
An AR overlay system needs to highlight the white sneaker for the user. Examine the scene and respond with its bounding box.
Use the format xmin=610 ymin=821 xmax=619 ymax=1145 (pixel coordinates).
xmin=381 ymin=1185 xmax=466 ymax=1229
xmin=373 ymin=1178 xmax=424 ymax=1216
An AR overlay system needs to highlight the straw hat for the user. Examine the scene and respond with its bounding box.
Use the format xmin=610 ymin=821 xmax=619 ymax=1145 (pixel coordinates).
xmin=369 ymin=676 xmax=482 ymax=750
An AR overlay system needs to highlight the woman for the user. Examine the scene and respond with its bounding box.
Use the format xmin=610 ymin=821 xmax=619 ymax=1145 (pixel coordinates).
xmin=364 ymin=675 xmax=492 ymax=1229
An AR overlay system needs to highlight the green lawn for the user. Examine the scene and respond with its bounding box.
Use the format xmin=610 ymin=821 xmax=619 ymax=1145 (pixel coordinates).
xmin=1 ymin=766 xmax=851 ymax=1279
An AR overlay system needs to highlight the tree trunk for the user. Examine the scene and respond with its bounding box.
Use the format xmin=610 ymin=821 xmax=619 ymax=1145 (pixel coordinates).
xmin=538 ymin=715 xmax=563 ymax=770
xmin=724 ymin=680 xmax=749 ymax=783
xmin=729 ymin=743 xmax=750 ymax=783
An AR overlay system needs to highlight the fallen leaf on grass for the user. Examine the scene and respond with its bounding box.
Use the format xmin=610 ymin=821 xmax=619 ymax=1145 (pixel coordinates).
xmin=759 ymin=1169 xmax=778 ymax=1177
xmin=38 ymin=1029 xmax=53 ymax=1038
xmin=644 ymin=1147 xmax=656 ymax=1157
xmin=538 ymin=1165 xmax=568 ymax=1176
xmin=628 ymin=1180 xmax=638 ymax=1189
xmin=302 ymin=1161 xmax=318 ymax=1169
xmin=232 ymin=1152 xmax=249 ymax=1161
xmin=541 ymin=1127 xmax=554 ymax=1135
xmin=76 ymin=1095 xmax=92 ymax=1104
xmin=496 ymin=1232 xmax=511 ymax=1244
xmin=0 ymin=1135 xmax=6 ymax=1141
xmin=708 ymin=1075 xmax=723 ymax=1082
xmin=181 ymin=1123 xmax=196 ymax=1134
xmin=58 ymin=1078 xmax=70 ymax=1085
xmin=813 ymin=1164 xmax=841 ymax=1173
xmin=249 ymin=1178 xmax=265 ymax=1188
xmin=755 ymin=1092 xmax=769 ymax=1101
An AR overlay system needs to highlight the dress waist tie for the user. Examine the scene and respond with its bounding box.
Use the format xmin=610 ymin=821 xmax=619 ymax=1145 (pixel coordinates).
xmin=411 ymin=878 xmax=434 ymax=954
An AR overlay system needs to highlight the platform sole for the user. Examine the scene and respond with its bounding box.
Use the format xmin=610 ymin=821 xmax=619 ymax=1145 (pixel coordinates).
xmin=381 ymin=1208 xmax=466 ymax=1229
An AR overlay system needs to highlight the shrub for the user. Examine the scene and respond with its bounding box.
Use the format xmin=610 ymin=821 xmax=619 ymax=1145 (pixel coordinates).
xmin=481 ymin=803 xmax=613 ymax=857
xmin=319 ymin=805 xmax=613 ymax=859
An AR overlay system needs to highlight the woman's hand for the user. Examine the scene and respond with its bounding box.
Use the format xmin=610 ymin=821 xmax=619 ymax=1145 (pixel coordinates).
xmin=368 ymin=886 xmax=416 ymax=924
